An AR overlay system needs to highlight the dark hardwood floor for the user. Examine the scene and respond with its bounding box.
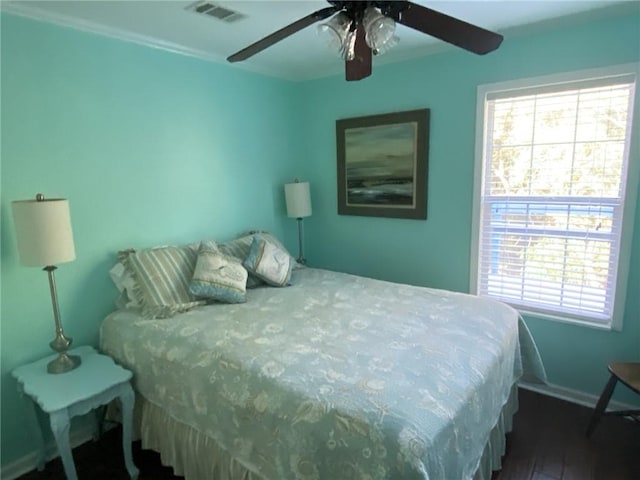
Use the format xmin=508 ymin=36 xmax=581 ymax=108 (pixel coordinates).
xmin=495 ymin=389 xmax=639 ymax=480
xmin=15 ymin=389 xmax=639 ymax=480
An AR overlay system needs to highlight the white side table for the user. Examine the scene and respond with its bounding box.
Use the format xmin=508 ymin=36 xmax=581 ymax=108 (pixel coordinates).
xmin=12 ymin=345 xmax=139 ymax=480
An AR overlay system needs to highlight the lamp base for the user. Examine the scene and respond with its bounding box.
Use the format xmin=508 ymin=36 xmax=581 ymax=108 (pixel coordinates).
xmin=296 ymin=218 xmax=307 ymax=265
xmin=43 ymin=266 xmax=81 ymax=374
xmin=47 ymin=353 xmax=81 ymax=374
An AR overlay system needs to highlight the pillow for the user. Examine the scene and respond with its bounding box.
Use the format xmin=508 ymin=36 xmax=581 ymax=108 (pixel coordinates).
xmin=219 ymin=231 xmax=298 ymax=287
xmin=109 ymin=262 xmax=143 ymax=308
xmin=115 ymin=291 xmax=132 ymax=310
xmin=243 ymin=235 xmax=293 ymax=287
xmin=189 ymin=241 xmax=248 ymax=304
xmin=246 ymin=231 xmax=299 ymax=267
xmin=218 ymin=234 xmax=266 ymax=288
xmin=119 ymin=246 xmax=205 ymax=319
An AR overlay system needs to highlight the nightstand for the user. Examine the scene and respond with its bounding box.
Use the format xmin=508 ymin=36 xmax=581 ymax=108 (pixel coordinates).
xmin=12 ymin=345 xmax=139 ymax=480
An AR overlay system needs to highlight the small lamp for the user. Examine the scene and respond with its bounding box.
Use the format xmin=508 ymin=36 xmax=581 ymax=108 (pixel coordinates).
xmin=11 ymin=194 xmax=81 ymax=374
xmin=284 ymin=180 xmax=312 ymax=264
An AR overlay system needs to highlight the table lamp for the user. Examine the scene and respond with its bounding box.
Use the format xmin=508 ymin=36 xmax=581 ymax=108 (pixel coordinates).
xmin=12 ymin=194 xmax=81 ymax=374
xmin=284 ymin=180 xmax=312 ymax=264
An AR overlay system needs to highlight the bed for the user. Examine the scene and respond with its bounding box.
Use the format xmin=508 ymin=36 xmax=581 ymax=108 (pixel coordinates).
xmin=100 ymin=259 xmax=546 ymax=480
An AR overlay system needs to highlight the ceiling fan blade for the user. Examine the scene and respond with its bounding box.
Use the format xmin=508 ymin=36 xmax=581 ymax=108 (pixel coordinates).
xmin=345 ymin=25 xmax=372 ymax=82
xmin=227 ymin=6 xmax=340 ymax=62
xmin=390 ymin=1 xmax=503 ymax=55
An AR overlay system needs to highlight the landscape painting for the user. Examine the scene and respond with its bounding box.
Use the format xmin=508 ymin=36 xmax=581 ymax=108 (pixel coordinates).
xmin=336 ymin=109 xmax=429 ymax=219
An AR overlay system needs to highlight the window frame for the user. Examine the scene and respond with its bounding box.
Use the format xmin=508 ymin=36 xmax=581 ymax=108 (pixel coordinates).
xmin=470 ymin=64 xmax=640 ymax=331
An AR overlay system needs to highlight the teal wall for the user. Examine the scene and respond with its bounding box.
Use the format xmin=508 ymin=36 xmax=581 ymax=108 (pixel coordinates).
xmin=1 ymin=13 xmax=301 ymax=466
xmin=295 ymin=8 xmax=640 ymax=404
xmin=2 ymin=3 xmax=639 ymax=472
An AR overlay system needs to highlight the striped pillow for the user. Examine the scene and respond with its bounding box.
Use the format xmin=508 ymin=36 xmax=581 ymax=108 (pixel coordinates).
xmin=119 ymin=246 xmax=204 ymax=319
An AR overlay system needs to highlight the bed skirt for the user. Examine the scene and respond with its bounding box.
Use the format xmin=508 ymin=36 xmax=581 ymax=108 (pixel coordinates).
xmin=129 ymin=386 xmax=518 ymax=480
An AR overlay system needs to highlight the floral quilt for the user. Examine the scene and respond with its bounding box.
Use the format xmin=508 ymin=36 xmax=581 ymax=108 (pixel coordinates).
xmin=100 ymin=268 xmax=545 ymax=479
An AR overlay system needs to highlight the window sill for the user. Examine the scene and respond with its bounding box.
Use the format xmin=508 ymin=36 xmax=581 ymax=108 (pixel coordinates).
xmin=517 ymin=308 xmax=617 ymax=331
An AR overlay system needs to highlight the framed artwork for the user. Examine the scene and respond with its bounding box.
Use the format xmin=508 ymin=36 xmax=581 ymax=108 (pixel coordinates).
xmin=336 ymin=108 xmax=429 ymax=220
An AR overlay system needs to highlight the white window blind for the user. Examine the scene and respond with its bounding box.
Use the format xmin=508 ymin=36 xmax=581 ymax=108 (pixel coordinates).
xmin=474 ymin=70 xmax=636 ymax=327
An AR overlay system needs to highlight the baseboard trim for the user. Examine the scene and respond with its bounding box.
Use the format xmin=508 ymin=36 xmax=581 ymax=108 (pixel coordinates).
xmin=519 ymin=381 xmax=639 ymax=411
xmin=0 ymin=425 xmax=95 ymax=480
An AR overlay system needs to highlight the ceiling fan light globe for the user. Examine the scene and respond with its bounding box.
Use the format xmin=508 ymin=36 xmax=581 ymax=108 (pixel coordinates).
xmin=363 ymin=7 xmax=396 ymax=51
xmin=365 ymin=20 xmax=396 ymax=50
xmin=317 ymin=24 xmax=342 ymax=53
xmin=372 ymin=35 xmax=399 ymax=56
xmin=317 ymin=12 xmax=352 ymax=55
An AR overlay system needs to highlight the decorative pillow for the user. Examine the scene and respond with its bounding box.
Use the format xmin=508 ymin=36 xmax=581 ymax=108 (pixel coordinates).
xmin=218 ymin=234 xmax=266 ymax=288
xmin=243 ymin=235 xmax=293 ymax=287
xmin=189 ymin=241 xmax=248 ymax=303
xmin=119 ymin=246 xmax=204 ymax=319
xmin=247 ymin=231 xmax=299 ymax=267
xmin=219 ymin=231 xmax=298 ymax=287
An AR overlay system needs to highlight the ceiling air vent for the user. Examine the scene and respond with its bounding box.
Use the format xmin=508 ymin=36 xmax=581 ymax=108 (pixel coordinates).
xmin=186 ymin=1 xmax=247 ymax=23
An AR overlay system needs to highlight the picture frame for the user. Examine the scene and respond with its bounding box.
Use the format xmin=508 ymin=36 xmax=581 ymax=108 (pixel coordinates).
xmin=336 ymin=108 xmax=429 ymax=220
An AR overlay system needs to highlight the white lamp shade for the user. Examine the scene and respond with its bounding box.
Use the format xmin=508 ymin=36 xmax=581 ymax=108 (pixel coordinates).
xmin=285 ymin=182 xmax=312 ymax=218
xmin=11 ymin=198 xmax=76 ymax=267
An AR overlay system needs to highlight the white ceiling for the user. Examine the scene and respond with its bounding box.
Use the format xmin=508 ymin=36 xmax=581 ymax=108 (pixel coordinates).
xmin=2 ymin=1 xmax=634 ymax=80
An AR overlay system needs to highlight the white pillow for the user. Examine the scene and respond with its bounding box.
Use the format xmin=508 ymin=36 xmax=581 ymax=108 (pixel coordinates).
xmin=243 ymin=235 xmax=293 ymax=287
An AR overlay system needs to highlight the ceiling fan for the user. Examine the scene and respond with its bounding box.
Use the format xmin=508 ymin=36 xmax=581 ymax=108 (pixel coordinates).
xmin=227 ymin=1 xmax=503 ymax=81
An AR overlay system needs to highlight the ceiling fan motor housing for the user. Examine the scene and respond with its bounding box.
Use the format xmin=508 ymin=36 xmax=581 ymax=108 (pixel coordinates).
xmin=328 ymin=1 xmax=403 ymax=24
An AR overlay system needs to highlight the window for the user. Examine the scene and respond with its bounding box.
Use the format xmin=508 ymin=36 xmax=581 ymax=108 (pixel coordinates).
xmin=471 ymin=65 xmax=638 ymax=329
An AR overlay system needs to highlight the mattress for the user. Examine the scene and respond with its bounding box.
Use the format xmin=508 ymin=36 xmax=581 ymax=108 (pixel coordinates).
xmin=100 ymin=268 xmax=546 ymax=479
